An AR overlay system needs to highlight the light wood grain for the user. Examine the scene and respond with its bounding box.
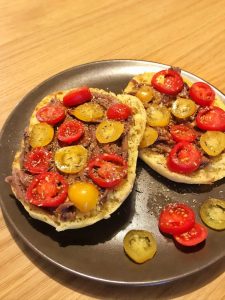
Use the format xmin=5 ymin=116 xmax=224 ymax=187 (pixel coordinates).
xmin=0 ymin=0 xmax=224 ymax=299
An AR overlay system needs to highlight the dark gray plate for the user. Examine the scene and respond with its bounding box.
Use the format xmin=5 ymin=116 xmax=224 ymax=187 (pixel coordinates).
xmin=0 ymin=60 xmax=224 ymax=286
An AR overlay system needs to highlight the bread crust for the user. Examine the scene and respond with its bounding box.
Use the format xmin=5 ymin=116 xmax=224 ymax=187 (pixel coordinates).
xmin=10 ymin=88 xmax=146 ymax=231
xmin=125 ymin=72 xmax=225 ymax=184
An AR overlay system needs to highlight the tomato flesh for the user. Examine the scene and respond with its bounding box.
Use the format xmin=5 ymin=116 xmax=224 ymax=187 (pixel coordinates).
xmin=189 ymin=82 xmax=215 ymax=106
xmin=167 ymin=142 xmax=202 ymax=174
xmin=196 ymin=106 xmax=225 ymax=131
xmin=107 ymin=103 xmax=132 ymax=120
xmin=159 ymin=203 xmax=195 ymax=235
xmin=36 ymin=104 xmax=66 ymax=125
xmin=24 ymin=147 xmax=52 ymax=174
xmin=63 ymin=86 xmax=92 ymax=107
xmin=57 ymin=120 xmax=84 ymax=144
xmin=26 ymin=172 xmax=68 ymax=207
xmin=174 ymin=223 xmax=208 ymax=246
xmin=170 ymin=125 xmax=197 ymax=143
xmin=151 ymin=69 xmax=184 ymax=95
xmin=88 ymin=153 xmax=128 ymax=188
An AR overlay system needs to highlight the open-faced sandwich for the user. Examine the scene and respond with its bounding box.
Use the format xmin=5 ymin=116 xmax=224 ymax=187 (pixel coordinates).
xmin=124 ymin=67 xmax=225 ymax=184
xmin=6 ymin=87 xmax=146 ymax=231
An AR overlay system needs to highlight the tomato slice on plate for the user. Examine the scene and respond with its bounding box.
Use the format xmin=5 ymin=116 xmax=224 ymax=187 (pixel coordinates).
xmin=151 ymin=69 xmax=184 ymax=95
xmin=88 ymin=153 xmax=128 ymax=188
xmin=167 ymin=142 xmax=202 ymax=174
xmin=170 ymin=125 xmax=197 ymax=143
xmin=36 ymin=104 xmax=66 ymax=125
xmin=189 ymin=82 xmax=215 ymax=106
xmin=63 ymin=86 xmax=92 ymax=107
xmin=159 ymin=203 xmax=195 ymax=235
xmin=174 ymin=223 xmax=208 ymax=247
xmin=26 ymin=172 xmax=68 ymax=207
xmin=24 ymin=147 xmax=52 ymax=174
xmin=196 ymin=106 xmax=225 ymax=131
xmin=57 ymin=120 xmax=84 ymax=144
xmin=200 ymin=198 xmax=225 ymax=230
xmin=106 ymin=103 xmax=132 ymax=120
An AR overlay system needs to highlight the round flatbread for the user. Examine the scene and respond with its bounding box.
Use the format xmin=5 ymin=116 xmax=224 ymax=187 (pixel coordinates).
xmin=124 ymin=70 xmax=225 ymax=184
xmin=6 ymin=88 xmax=146 ymax=231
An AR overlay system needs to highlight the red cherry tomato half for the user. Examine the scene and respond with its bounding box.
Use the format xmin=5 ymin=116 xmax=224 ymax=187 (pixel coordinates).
xmin=159 ymin=203 xmax=195 ymax=235
xmin=24 ymin=147 xmax=52 ymax=174
xmin=36 ymin=104 xmax=66 ymax=125
xmin=26 ymin=172 xmax=68 ymax=207
xmin=57 ymin=120 xmax=84 ymax=144
xmin=196 ymin=106 xmax=225 ymax=131
xmin=88 ymin=153 xmax=128 ymax=188
xmin=189 ymin=82 xmax=215 ymax=106
xmin=167 ymin=142 xmax=202 ymax=174
xmin=63 ymin=86 xmax=92 ymax=107
xmin=174 ymin=223 xmax=208 ymax=247
xmin=151 ymin=69 xmax=184 ymax=95
xmin=106 ymin=103 xmax=132 ymax=120
xmin=170 ymin=125 xmax=197 ymax=143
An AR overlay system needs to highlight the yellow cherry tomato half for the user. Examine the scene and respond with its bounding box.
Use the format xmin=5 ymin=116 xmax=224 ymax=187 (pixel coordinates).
xmin=96 ymin=120 xmax=124 ymax=143
xmin=54 ymin=145 xmax=88 ymax=174
xmin=70 ymin=102 xmax=104 ymax=122
xmin=139 ymin=126 xmax=158 ymax=148
xmin=123 ymin=230 xmax=157 ymax=264
xmin=200 ymin=131 xmax=225 ymax=156
xmin=171 ymin=98 xmax=197 ymax=119
xmin=68 ymin=182 xmax=99 ymax=212
xmin=146 ymin=104 xmax=170 ymax=127
xmin=200 ymin=198 xmax=225 ymax=230
xmin=29 ymin=123 xmax=54 ymax=148
xmin=136 ymin=85 xmax=154 ymax=106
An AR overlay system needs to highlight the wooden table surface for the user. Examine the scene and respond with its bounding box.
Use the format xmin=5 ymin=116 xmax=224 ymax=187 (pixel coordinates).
xmin=0 ymin=0 xmax=225 ymax=299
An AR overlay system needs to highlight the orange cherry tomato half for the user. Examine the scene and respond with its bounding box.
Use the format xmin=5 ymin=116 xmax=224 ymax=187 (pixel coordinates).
xmin=167 ymin=142 xmax=202 ymax=174
xmin=151 ymin=69 xmax=184 ymax=95
xmin=106 ymin=103 xmax=132 ymax=120
xmin=36 ymin=103 xmax=66 ymax=125
xmin=196 ymin=106 xmax=225 ymax=131
xmin=159 ymin=203 xmax=195 ymax=235
xmin=189 ymin=82 xmax=215 ymax=106
xmin=88 ymin=153 xmax=128 ymax=188
xmin=24 ymin=147 xmax=52 ymax=174
xmin=26 ymin=172 xmax=68 ymax=207
xmin=63 ymin=86 xmax=92 ymax=107
xmin=170 ymin=124 xmax=197 ymax=143
xmin=57 ymin=120 xmax=84 ymax=144
xmin=174 ymin=223 xmax=208 ymax=247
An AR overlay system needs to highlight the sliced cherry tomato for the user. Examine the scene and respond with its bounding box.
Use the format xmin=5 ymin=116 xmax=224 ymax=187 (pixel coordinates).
xmin=123 ymin=230 xmax=157 ymax=264
xmin=57 ymin=120 xmax=84 ymax=144
xmin=24 ymin=147 xmax=52 ymax=174
xmin=135 ymin=85 xmax=154 ymax=106
xmin=139 ymin=126 xmax=158 ymax=148
xmin=196 ymin=106 xmax=225 ymax=131
xmin=167 ymin=142 xmax=202 ymax=174
xmin=54 ymin=145 xmax=88 ymax=174
xmin=189 ymin=82 xmax=215 ymax=106
xmin=174 ymin=223 xmax=208 ymax=247
xmin=170 ymin=125 xmax=197 ymax=143
xmin=200 ymin=131 xmax=225 ymax=156
xmin=151 ymin=69 xmax=184 ymax=95
xmin=88 ymin=153 xmax=128 ymax=188
xmin=26 ymin=172 xmax=68 ymax=207
xmin=36 ymin=103 xmax=66 ymax=125
xmin=200 ymin=198 xmax=225 ymax=231
xmin=68 ymin=182 xmax=99 ymax=212
xmin=159 ymin=203 xmax=195 ymax=235
xmin=95 ymin=120 xmax=124 ymax=143
xmin=146 ymin=104 xmax=171 ymax=127
xmin=171 ymin=98 xmax=197 ymax=119
xmin=63 ymin=86 xmax=92 ymax=107
xmin=70 ymin=102 xmax=104 ymax=122
xmin=107 ymin=103 xmax=132 ymax=120
xmin=29 ymin=123 xmax=54 ymax=148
